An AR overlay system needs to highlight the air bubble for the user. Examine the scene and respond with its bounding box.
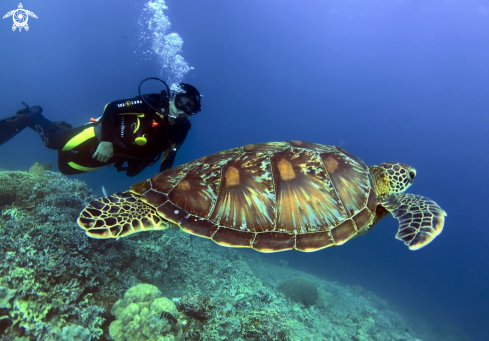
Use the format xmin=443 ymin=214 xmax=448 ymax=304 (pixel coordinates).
xmin=174 ymin=210 xmax=179 ymax=214
xmin=138 ymin=0 xmax=192 ymax=88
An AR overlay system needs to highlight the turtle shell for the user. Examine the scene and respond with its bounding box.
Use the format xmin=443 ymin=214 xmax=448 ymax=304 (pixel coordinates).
xmin=130 ymin=141 xmax=378 ymax=252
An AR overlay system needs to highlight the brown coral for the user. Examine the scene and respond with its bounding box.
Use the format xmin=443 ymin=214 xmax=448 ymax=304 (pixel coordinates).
xmin=28 ymin=162 xmax=46 ymax=177
xmin=278 ymin=277 xmax=318 ymax=306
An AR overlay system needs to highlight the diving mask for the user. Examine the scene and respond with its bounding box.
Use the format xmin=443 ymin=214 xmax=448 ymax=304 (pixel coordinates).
xmin=174 ymin=93 xmax=201 ymax=116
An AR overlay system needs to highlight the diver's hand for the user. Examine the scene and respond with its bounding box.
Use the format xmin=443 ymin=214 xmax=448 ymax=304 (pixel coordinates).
xmin=93 ymin=141 xmax=114 ymax=163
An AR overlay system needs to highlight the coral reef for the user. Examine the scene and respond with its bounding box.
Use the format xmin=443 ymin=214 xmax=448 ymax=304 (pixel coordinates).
xmin=0 ymin=170 xmax=104 ymax=340
xmin=0 ymin=167 xmax=462 ymax=340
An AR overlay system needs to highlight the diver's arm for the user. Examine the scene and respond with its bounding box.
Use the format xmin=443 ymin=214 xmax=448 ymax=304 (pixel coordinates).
xmin=159 ymin=120 xmax=191 ymax=172
xmin=159 ymin=145 xmax=177 ymax=172
xmin=100 ymin=102 xmax=119 ymax=142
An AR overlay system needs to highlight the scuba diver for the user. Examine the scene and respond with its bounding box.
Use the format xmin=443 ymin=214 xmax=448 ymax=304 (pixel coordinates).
xmin=0 ymin=78 xmax=201 ymax=177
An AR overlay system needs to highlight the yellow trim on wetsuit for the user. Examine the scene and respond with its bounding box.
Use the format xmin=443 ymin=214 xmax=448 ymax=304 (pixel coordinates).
xmin=67 ymin=162 xmax=102 ymax=172
xmin=61 ymin=126 xmax=96 ymax=151
xmin=133 ymin=118 xmax=140 ymax=133
xmin=103 ymin=103 xmax=110 ymax=112
xmin=118 ymin=113 xmax=145 ymax=133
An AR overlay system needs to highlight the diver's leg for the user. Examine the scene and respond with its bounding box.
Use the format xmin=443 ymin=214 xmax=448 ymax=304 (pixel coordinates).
xmin=58 ymin=151 xmax=88 ymax=175
xmin=27 ymin=107 xmax=73 ymax=149
xmin=57 ymin=135 xmax=108 ymax=175
xmin=58 ymin=151 xmax=109 ymax=175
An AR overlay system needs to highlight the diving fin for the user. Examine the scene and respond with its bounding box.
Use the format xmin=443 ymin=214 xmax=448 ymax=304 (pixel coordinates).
xmin=0 ymin=104 xmax=45 ymax=146
xmin=0 ymin=113 xmax=31 ymax=146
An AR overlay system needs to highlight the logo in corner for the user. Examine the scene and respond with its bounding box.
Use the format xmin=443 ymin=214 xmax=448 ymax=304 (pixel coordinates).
xmin=3 ymin=3 xmax=38 ymax=32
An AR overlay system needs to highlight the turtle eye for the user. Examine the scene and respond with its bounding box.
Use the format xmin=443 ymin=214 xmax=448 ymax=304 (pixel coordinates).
xmin=409 ymin=171 xmax=416 ymax=181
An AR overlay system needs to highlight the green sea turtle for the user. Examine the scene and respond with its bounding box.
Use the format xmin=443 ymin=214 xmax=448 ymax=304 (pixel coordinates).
xmin=78 ymin=141 xmax=446 ymax=252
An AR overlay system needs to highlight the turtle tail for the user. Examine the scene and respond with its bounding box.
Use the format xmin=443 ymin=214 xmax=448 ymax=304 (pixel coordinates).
xmin=78 ymin=192 xmax=175 ymax=238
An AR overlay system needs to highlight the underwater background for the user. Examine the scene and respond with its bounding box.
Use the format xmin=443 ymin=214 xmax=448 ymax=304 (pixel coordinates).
xmin=0 ymin=0 xmax=488 ymax=340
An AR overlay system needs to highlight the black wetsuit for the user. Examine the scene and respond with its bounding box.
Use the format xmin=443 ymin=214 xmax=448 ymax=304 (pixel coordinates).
xmin=98 ymin=93 xmax=190 ymax=176
xmin=0 ymin=93 xmax=191 ymax=177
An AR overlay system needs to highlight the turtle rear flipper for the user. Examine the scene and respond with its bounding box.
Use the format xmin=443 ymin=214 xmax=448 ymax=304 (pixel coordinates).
xmin=77 ymin=192 xmax=176 ymax=239
xmin=380 ymin=193 xmax=446 ymax=250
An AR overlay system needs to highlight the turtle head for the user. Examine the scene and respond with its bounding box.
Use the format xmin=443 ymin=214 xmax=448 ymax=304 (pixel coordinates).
xmin=376 ymin=162 xmax=416 ymax=193
xmin=369 ymin=162 xmax=416 ymax=198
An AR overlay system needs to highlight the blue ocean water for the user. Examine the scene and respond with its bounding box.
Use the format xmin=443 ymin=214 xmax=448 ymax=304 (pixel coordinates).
xmin=0 ymin=0 xmax=488 ymax=339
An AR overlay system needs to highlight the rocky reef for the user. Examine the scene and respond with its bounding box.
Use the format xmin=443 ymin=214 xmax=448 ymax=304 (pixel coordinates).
xmin=0 ymin=167 xmax=462 ymax=340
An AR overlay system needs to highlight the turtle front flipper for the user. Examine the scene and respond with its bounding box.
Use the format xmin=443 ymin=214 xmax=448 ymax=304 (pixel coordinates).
xmin=380 ymin=193 xmax=446 ymax=250
xmin=78 ymin=192 xmax=176 ymax=239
